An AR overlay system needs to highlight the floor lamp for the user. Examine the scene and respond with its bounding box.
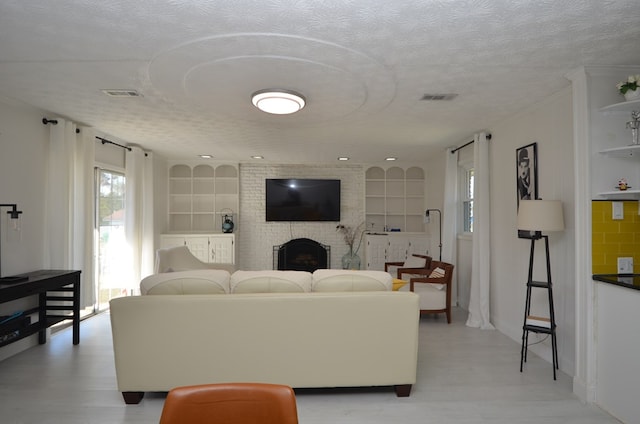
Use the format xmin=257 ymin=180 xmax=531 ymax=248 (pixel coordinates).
xmin=516 ymin=199 xmax=564 ymax=379
xmin=425 ymin=209 xmax=442 ymax=261
xmin=0 ymin=203 xmax=26 ymax=283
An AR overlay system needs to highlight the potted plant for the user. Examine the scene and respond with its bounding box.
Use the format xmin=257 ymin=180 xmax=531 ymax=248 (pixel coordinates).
xmin=616 ymin=74 xmax=640 ymax=101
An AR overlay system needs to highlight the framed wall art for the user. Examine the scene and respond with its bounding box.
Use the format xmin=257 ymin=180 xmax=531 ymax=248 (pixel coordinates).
xmin=516 ymin=142 xmax=540 ymax=239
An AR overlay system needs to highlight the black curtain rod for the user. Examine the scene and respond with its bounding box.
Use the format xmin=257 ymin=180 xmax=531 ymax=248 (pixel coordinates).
xmin=96 ymin=136 xmax=148 ymax=156
xmin=451 ymin=133 xmax=492 ymax=154
xmin=96 ymin=136 xmax=132 ymax=152
xmin=42 ymin=118 xmax=80 ymax=133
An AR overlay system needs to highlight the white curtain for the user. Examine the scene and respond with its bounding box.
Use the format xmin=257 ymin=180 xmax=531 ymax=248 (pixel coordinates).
xmin=442 ymin=148 xmax=458 ymax=298
xmin=466 ymin=132 xmax=495 ymax=329
xmin=44 ymin=120 xmax=96 ymax=308
xmin=124 ymin=146 xmax=154 ymax=292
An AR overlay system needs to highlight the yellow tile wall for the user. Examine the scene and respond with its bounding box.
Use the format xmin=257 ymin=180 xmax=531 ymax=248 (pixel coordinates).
xmin=592 ymin=200 xmax=640 ymax=274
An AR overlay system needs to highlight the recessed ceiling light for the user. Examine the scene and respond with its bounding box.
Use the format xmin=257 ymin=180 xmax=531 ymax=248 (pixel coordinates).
xmin=385 ymin=157 xmax=397 ymax=161
xmin=251 ymin=89 xmax=305 ymax=115
xmin=199 ymin=155 xmax=213 ymax=159
xmin=251 ymin=155 xmax=264 ymax=159
xmin=420 ymin=93 xmax=458 ymax=101
xmin=101 ymin=89 xmax=141 ymax=97
xmin=338 ymin=157 xmax=350 ymax=161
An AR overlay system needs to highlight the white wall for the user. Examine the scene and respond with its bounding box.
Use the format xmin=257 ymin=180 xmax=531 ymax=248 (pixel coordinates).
xmin=489 ymin=86 xmax=575 ymax=373
xmin=0 ymin=100 xmax=48 ymax=276
xmin=424 ymin=152 xmax=446 ymax=259
xmin=0 ymin=98 xmax=49 ymax=359
xmin=237 ymin=163 xmax=365 ymax=271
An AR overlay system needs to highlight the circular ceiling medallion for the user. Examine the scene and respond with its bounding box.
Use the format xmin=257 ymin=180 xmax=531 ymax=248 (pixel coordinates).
xmin=148 ymin=33 xmax=396 ymax=124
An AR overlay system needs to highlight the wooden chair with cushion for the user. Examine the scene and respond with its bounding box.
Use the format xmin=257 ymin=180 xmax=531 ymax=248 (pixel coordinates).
xmin=404 ymin=260 xmax=454 ymax=324
xmin=384 ymin=254 xmax=432 ymax=279
xmin=159 ymin=382 xmax=298 ymax=424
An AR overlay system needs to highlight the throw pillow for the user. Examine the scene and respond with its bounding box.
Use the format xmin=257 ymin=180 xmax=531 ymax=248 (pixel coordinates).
xmin=427 ymin=267 xmax=446 ymax=290
xmin=428 ymin=267 xmax=445 ymax=278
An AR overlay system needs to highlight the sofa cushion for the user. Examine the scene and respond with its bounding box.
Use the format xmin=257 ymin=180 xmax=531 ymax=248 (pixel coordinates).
xmin=312 ymin=270 xmax=392 ymax=292
xmin=230 ymin=270 xmax=312 ymax=293
xmin=140 ymin=269 xmax=231 ymax=295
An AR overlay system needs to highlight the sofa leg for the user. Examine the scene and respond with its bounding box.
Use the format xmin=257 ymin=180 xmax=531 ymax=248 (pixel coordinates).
xmin=122 ymin=391 xmax=145 ymax=404
xmin=446 ymin=310 xmax=451 ymax=324
xmin=394 ymin=384 xmax=412 ymax=397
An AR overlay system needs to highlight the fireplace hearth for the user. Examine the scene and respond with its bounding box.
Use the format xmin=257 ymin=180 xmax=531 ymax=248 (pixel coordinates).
xmin=273 ymin=238 xmax=330 ymax=272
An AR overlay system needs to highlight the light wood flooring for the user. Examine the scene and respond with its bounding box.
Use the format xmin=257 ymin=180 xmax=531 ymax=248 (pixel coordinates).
xmin=0 ymin=307 xmax=621 ymax=424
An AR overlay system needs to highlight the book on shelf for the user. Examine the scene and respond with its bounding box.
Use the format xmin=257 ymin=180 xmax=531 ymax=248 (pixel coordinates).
xmin=526 ymin=315 xmax=551 ymax=328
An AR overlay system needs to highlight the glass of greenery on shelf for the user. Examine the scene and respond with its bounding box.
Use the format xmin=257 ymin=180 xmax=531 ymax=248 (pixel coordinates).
xmin=617 ymin=74 xmax=640 ymax=101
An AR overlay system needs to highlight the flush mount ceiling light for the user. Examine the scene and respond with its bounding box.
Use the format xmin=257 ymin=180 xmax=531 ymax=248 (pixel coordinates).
xmin=251 ymin=89 xmax=306 ymax=115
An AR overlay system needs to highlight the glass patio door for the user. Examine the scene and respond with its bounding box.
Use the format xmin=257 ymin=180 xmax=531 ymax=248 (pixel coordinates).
xmin=95 ymin=169 xmax=127 ymax=311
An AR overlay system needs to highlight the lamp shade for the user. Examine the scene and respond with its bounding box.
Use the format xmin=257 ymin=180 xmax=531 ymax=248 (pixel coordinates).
xmin=517 ymin=200 xmax=564 ymax=232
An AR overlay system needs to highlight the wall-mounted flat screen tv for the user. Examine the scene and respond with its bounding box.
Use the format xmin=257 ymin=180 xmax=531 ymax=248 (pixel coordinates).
xmin=266 ymin=179 xmax=340 ymax=221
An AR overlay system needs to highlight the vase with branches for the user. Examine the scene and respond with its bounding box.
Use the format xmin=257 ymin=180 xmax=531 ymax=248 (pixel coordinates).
xmin=336 ymin=222 xmax=365 ymax=269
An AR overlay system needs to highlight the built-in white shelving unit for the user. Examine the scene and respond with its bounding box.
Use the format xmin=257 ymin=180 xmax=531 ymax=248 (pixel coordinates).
xmin=365 ymin=166 xmax=425 ymax=233
xmin=168 ymin=163 xmax=239 ymax=232
xmin=595 ymin=99 xmax=640 ymax=199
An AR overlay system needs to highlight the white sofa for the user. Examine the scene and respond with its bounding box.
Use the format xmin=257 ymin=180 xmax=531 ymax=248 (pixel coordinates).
xmin=110 ymin=269 xmax=419 ymax=404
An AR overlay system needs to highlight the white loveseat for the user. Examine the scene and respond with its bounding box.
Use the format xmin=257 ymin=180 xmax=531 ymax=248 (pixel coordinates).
xmin=110 ymin=269 xmax=419 ymax=404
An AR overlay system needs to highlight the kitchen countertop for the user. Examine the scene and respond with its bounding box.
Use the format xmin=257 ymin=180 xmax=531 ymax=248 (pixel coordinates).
xmin=593 ymin=274 xmax=640 ymax=291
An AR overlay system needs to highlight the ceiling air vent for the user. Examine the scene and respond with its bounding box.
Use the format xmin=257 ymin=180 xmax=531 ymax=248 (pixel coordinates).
xmin=101 ymin=89 xmax=141 ymax=97
xmin=420 ymin=93 xmax=458 ymax=101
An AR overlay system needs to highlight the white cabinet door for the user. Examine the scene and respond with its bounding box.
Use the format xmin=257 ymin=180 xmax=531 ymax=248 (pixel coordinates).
xmin=209 ymin=235 xmax=234 ymax=264
xmin=364 ymin=234 xmax=388 ymax=270
xmin=407 ymin=234 xmax=430 ymax=257
xmin=387 ymin=236 xmax=409 ymax=263
xmin=184 ymin=236 xmax=211 ymax=263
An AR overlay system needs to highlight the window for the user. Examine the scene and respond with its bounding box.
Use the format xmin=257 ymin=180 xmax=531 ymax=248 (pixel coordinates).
xmin=461 ymin=168 xmax=474 ymax=233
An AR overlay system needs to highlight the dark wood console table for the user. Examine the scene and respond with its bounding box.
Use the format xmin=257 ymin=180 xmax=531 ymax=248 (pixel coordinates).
xmin=0 ymin=270 xmax=81 ymax=347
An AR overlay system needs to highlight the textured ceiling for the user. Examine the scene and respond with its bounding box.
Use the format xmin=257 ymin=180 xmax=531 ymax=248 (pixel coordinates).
xmin=1 ymin=0 xmax=639 ymax=163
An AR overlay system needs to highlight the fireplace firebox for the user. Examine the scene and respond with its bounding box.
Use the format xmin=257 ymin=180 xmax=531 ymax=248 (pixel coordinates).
xmin=273 ymin=238 xmax=330 ymax=272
